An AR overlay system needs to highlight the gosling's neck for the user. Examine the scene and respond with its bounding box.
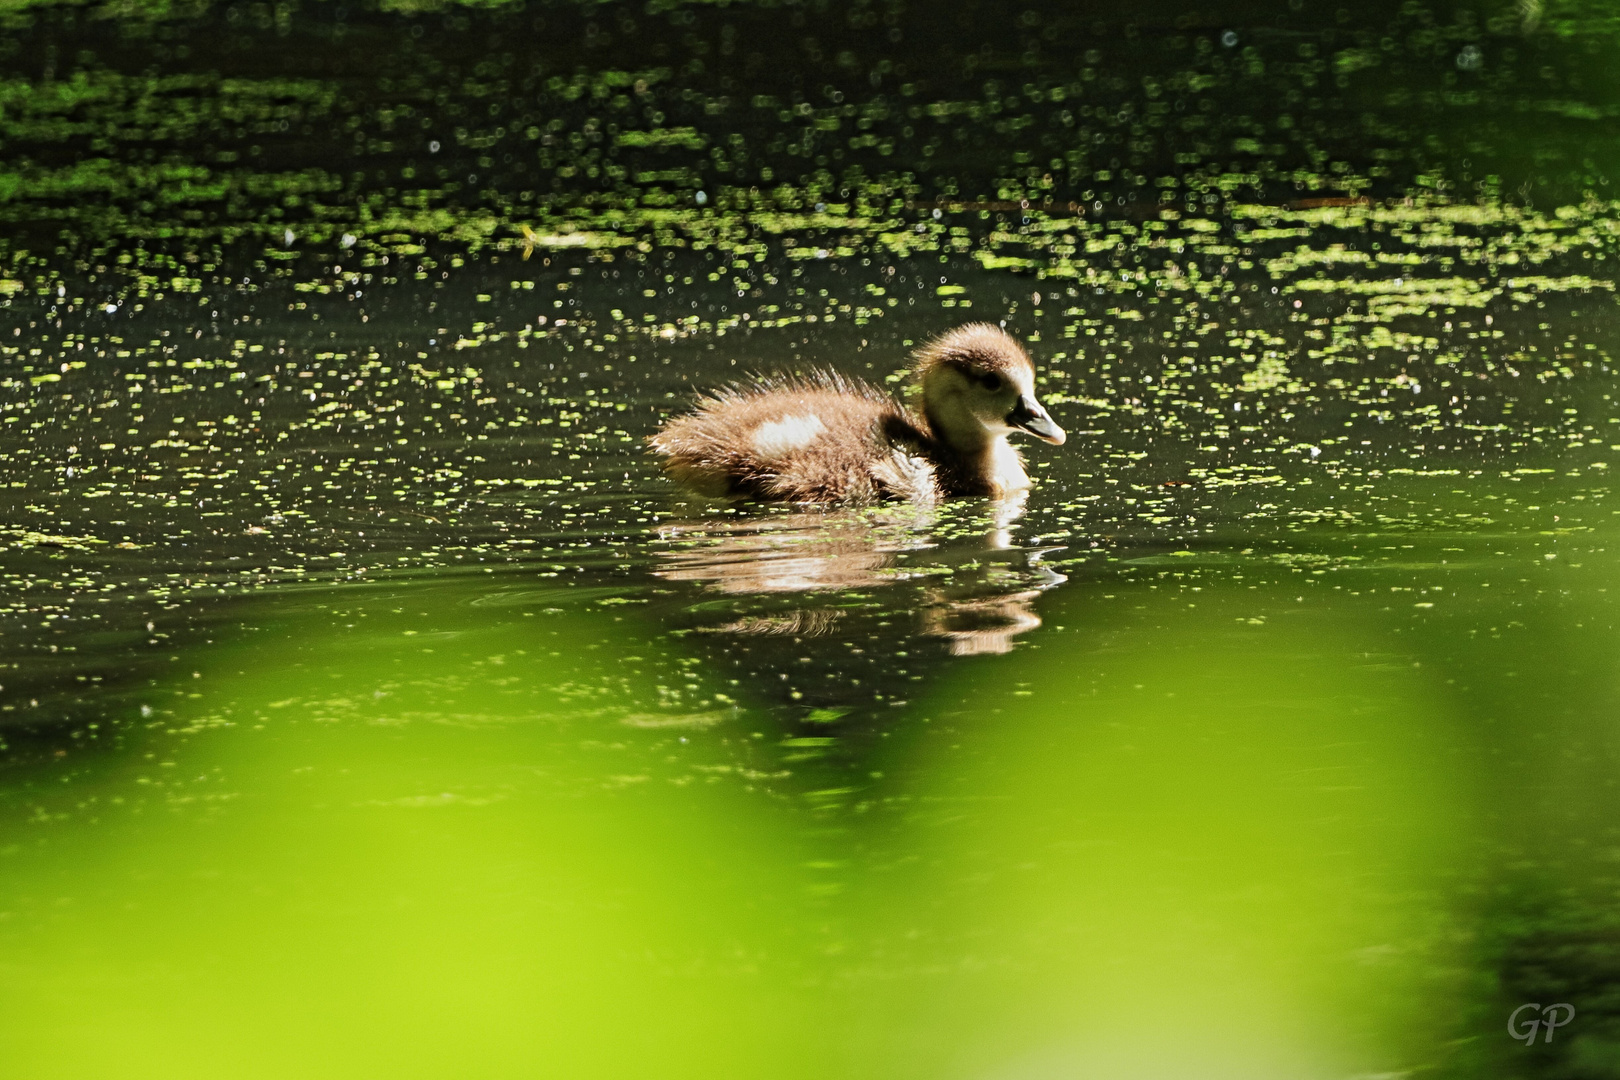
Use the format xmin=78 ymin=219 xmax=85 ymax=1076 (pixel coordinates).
xmin=921 ymin=396 xmax=1030 ymax=497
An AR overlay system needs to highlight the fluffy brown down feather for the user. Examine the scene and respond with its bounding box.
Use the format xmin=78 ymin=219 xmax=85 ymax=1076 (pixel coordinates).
xmin=912 ymin=322 xmax=1033 ymax=382
xmin=647 ymin=370 xmax=944 ymax=503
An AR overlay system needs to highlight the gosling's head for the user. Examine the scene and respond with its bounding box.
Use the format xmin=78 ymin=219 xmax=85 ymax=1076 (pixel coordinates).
xmin=914 ymin=323 xmax=1066 ymax=449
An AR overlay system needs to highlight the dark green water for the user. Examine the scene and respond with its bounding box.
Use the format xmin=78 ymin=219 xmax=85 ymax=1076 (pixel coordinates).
xmin=3 ymin=1 xmax=1620 ymax=1076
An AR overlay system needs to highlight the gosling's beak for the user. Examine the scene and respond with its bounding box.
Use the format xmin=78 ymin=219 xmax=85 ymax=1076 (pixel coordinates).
xmin=1007 ymin=395 xmax=1066 ymax=445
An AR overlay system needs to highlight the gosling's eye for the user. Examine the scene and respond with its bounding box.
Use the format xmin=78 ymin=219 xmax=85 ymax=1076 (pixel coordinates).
xmin=978 ymin=373 xmax=1003 ymax=391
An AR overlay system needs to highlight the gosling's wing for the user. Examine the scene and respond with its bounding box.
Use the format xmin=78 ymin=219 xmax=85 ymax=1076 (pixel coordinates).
xmin=651 ymin=380 xmax=912 ymax=502
xmin=869 ymin=447 xmax=939 ymax=506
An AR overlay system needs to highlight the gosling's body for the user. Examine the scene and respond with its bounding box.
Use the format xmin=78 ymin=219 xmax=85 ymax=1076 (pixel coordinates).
xmin=650 ymin=324 xmax=1065 ymax=504
xmin=653 ymin=371 xmax=941 ymax=502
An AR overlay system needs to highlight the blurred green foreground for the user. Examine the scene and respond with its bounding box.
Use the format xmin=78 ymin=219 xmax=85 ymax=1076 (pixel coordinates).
xmin=5 ymin=526 xmax=1613 ymax=1080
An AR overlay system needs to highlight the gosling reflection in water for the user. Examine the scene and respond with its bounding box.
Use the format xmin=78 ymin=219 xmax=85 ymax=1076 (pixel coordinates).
xmin=651 ymin=503 xmax=1061 ymax=655
xmin=653 ymin=507 xmax=933 ymax=595
xmin=920 ymin=589 xmax=1045 ymax=656
xmin=707 ymin=609 xmax=845 ymax=637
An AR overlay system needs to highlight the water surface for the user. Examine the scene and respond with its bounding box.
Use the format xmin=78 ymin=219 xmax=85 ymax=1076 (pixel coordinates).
xmin=2 ymin=1 xmax=1620 ymax=1076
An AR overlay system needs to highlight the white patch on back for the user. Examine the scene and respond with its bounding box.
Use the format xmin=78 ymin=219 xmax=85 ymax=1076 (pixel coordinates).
xmin=752 ymin=413 xmax=827 ymax=459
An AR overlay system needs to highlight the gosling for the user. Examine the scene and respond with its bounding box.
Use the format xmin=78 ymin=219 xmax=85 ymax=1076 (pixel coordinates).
xmin=649 ymin=323 xmax=1065 ymax=504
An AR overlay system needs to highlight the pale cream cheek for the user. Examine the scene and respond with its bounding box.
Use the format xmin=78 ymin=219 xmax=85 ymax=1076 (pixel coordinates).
xmin=973 ymin=387 xmax=1022 ymax=425
xmin=928 ymin=373 xmax=1018 ymax=432
xmin=940 ymin=373 xmax=1004 ymax=422
xmin=929 ymin=378 xmax=976 ymax=418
